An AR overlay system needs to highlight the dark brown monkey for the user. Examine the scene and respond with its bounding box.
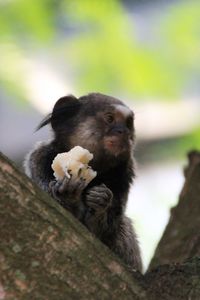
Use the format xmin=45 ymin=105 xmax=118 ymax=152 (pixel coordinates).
xmin=24 ymin=93 xmax=142 ymax=272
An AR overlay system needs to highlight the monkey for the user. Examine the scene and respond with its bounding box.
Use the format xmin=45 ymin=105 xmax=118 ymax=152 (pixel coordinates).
xmin=24 ymin=93 xmax=142 ymax=272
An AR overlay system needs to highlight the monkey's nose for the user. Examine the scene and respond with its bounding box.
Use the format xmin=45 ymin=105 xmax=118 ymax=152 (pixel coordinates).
xmin=112 ymin=124 xmax=126 ymax=135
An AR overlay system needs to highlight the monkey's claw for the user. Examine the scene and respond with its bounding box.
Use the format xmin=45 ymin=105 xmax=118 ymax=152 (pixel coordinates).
xmin=85 ymin=184 xmax=113 ymax=214
xmin=49 ymin=173 xmax=88 ymax=198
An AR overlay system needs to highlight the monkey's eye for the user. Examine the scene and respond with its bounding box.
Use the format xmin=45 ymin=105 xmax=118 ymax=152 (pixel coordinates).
xmin=105 ymin=114 xmax=114 ymax=124
xmin=126 ymin=116 xmax=133 ymax=129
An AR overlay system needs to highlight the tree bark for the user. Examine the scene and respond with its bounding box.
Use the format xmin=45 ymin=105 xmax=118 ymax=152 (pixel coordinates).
xmin=146 ymin=256 xmax=200 ymax=300
xmin=0 ymin=152 xmax=145 ymax=300
xmin=0 ymin=151 xmax=200 ymax=300
xmin=150 ymin=151 xmax=200 ymax=269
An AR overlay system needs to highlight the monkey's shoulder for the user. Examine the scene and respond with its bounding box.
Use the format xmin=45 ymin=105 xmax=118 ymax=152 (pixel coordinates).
xmin=24 ymin=140 xmax=56 ymax=188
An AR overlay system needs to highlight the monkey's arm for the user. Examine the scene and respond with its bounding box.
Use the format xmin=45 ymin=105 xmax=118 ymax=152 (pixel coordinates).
xmin=83 ymin=185 xmax=142 ymax=271
xmin=24 ymin=142 xmax=86 ymax=219
xmin=24 ymin=141 xmax=56 ymax=192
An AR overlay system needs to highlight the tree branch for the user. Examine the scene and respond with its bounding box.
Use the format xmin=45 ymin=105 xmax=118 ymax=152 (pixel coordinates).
xmin=1 ymin=151 xmax=200 ymax=299
xmin=0 ymin=152 xmax=145 ymax=299
xmin=150 ymin=151 xmax=200 ymax=269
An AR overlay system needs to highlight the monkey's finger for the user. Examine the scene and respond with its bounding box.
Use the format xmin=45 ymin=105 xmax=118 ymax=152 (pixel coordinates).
xmin=86 ymin=196 xmax=110 ymax=207
xmin=76 ymin=178 xmax=87 ymax=191
xmin=85 ymin=198 xmax=106 ymax=209
xmin=58 ymin=176 xmax=71 ymax=193
xmin=88 ymin=184 xmax=111 ymax=193
xmin=86 ymin=189 xmax=113 ymax=201
xmin=67 ymin=177 xmax=87 ymax=194
xmin=85 ymin=193 xmax=112 ymax=208
xmin=49 ymin=180 xmax=56 ymax=190
xmin=98 ymin=183 xmax=108 ymax=189
xmin=49 ymin=180 xmax=63 ymax=200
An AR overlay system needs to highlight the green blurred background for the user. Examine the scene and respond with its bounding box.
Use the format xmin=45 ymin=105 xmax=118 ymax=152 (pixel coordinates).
xmin=0 ymin=0 xmax=200 ymax=271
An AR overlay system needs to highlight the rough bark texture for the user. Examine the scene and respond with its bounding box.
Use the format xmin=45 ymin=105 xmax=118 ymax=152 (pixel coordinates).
xmin=146 ymin=257 xmax=200 ymax=300
xmin=150 ymin=151 xmax=200 ymax=269
xmin=0 ymin=152 xmax=145 ymax=300
xmin=0 ymin=151 xmax=200 ymax=300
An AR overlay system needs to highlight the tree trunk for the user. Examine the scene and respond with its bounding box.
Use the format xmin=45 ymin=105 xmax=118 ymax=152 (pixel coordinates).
xmin=150 ymin=151 xmax=200 ymax=269
xmin=0 ymin=152 xmax=200 ymax=300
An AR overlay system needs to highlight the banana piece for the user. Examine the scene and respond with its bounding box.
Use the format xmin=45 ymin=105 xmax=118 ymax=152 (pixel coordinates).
xmin=51 ymin=146 xmax=97 ymax=184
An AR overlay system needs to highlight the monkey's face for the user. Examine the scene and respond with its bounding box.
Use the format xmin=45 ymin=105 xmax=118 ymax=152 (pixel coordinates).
xmin=41 ymin=93 xmax=135 ymax=171
xmin=70 ymin=103 xmax=134 ymax=169
xmin=100 ymin=104 xmax=134 ymax=156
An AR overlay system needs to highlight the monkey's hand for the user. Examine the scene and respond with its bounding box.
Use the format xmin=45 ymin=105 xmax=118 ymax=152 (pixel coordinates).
xmin=85 ymin=184 xmax=113 ymax=216
xmin=83 ymin=184 xmax=113 ymax=237
xmin=49 ymin=174 xmax=88 ymax=219
xmin=49 ymin=173 xmax=87 ymax=201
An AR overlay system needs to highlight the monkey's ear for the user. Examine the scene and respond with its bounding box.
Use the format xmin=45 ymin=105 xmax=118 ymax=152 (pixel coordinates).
xmin=36 ymin=95 xmax=82 ymax=131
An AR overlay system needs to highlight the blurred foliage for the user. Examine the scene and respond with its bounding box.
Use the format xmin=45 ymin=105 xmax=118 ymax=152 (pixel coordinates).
xmin=136 ymin=127 xmax=200 ymax=163
xmin=0 ymin=0 xmax=199 ymax=100
xmin=0 ymin=0 xmax=54 ymax=42
xmin=161 ymin=2 xmax=200 ymax=70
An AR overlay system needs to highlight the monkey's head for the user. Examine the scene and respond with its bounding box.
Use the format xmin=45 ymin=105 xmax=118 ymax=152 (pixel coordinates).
xmin=38 ymin=93 xmax=135 ymax=172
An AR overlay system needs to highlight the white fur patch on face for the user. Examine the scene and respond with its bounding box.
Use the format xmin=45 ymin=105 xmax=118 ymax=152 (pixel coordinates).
xmin=113 ymin=104 xmax=132 ymax=118
xmin=69 ymin=117 xmax=100 ymax=153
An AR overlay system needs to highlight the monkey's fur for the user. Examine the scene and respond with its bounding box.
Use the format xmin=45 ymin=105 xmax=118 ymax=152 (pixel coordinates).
xmin=24 ymin=93 xmax=142 ymax=272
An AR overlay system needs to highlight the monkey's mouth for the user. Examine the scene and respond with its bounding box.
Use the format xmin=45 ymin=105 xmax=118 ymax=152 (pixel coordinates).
xmin=103 ymin=136 xmax=127 ymax=156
